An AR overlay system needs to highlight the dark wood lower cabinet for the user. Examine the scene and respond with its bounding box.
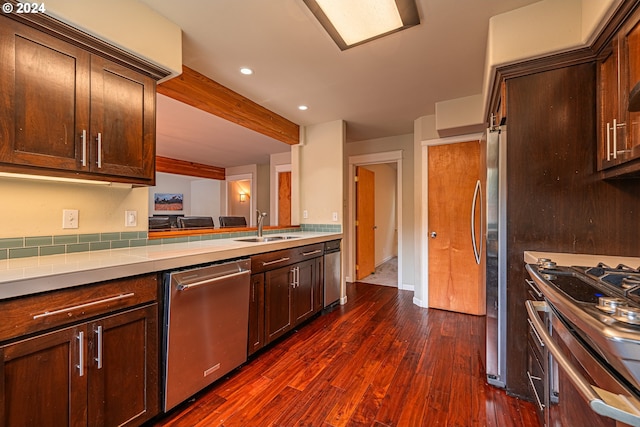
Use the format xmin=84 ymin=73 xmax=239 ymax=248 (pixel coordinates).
xmin=265 ymin=265 xmax=294 ymax=344
xmin=251 ymin=248 xmax=325 ymax=353
xmin=0 ymin=303 xmax=158 ymax=427
xmin=88 ymin=304 xmax=159 ymax=427
xmin=1 ymin=325 xmax=87 ymax=427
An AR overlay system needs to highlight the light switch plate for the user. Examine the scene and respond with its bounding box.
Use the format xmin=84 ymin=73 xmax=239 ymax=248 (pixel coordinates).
xmin=303 ymin=210 xmax=308 ymax=219
xmin=332 ymin=212 xmax=338 ymax=221
xmin=62 ymin=209 xmax=79 ymax=229
xmin=125 ymin=210 xmax=137 ymax=227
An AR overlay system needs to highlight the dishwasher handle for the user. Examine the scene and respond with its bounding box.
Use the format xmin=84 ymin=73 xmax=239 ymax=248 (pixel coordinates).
xmin=176 ymin=269 xmax=250 ymax=291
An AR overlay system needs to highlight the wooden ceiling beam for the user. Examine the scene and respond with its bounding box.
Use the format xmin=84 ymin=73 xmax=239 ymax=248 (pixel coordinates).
xmin=157 ymin=65 xmax=299 ymax=145
xmin=156 ymin=156 xmax=225 ymax=180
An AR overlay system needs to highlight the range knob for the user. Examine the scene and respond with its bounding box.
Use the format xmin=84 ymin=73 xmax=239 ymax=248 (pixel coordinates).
xmin=596 ymin=297 xmax=628 ymax=314
xmin=537 ymin=258 xmax=557 ymax=269
xmin=614 ymin=306 xmax=640 ymax=325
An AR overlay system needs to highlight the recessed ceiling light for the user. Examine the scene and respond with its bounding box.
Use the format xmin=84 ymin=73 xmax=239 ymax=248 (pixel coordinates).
xmin=298 ymin=105 xmax=308 ymax=111
xmin=240 ymin=67 xmax=253 ymax=75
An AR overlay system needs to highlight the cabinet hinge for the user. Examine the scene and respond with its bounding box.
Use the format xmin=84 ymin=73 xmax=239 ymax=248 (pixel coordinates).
xmin=355 ymin=264 xmax=359 ymax=270
xmin=355 ymin=220 xmax=359 ymax=226
xmin=354 ymin=176 xmax=359 ymax=182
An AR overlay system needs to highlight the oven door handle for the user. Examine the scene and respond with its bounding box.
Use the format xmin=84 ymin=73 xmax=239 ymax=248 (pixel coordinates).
xmin=526 ymin=300 xmax=640 ymax=426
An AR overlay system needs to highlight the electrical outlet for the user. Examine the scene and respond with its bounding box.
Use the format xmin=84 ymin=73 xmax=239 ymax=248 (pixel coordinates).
xmin=332 ymin=212 xmax=338 ymax=221
xmin=125 ymin=210 xmax=137 ymax=227
xmin=62 ymin=209 xmax=79 ymax=229
xmin=303 ymin=210 xmax=308 ymax=219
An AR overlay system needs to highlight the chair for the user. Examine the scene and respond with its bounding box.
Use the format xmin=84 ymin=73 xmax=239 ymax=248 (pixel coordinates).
xmin=177 ymin=216 xmax=215 ymax=229
xmin=219 ymin=216 xmax=247 ymax=228
xmin=148 ymin=216 xmax=172 ymax=230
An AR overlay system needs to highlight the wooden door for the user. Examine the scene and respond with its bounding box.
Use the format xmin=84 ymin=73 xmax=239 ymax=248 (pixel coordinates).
xmin=90 ymin=56 xmax=155 ymax=181
xmin=265 ymin=265 xmax=293 ymax=343
xmin=355 ymin=166 xmax=375 ymax=280
xmin=0 ymin=325 xmax=87 ymax=427
xmin=88 ymin=304 xmax=158 ymax=427
xmin=427 ymin=141 xmax=485 ymax=315
xmin=278 ymin=171 xmax=292 ymax=226
xmin=0 ymin=16 xmax=90 ymax=171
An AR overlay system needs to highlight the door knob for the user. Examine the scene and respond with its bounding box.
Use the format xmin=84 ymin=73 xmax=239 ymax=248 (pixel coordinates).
xmin=430 ymin=231 xmax=437 ymax=238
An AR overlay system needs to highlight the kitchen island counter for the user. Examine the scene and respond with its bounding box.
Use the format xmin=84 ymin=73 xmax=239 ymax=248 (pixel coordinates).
xmin=0 ymin=232 xmax=342 ymax=300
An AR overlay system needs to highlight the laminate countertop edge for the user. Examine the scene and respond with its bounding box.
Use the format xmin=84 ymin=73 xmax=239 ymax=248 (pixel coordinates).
xmin=0 ymin=232 xmax=342 ymax=300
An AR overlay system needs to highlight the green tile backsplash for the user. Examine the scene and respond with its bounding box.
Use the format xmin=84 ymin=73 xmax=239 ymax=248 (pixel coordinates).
xmin=0 ymin=225 xmax=339 ymax=260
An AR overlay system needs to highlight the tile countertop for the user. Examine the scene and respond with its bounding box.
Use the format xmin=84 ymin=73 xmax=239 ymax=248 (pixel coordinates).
xmin=524 ymin=251 xmax=640 ymax=267
xmin=0 ymin=232 xmax=342 ymax=300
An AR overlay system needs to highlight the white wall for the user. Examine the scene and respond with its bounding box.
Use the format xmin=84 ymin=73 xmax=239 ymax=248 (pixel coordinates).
xmin=1 ymin=176 xmax=148 ymax=237
xmin=481 ymin=0 xmax=620 ymax=119
xmin=297 ymin=120 xmax=344 ymax=226
xmin=44 ymin=0 xmax=182 ymax=80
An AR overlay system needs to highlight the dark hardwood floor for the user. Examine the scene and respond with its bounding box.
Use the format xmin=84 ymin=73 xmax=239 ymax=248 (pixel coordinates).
xmin=149 ymin=282 xmax=539 ymax=427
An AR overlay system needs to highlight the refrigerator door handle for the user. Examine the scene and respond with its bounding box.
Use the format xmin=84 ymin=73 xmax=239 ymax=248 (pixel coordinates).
xmin=471 ymin=180 xmax=482 ymax=265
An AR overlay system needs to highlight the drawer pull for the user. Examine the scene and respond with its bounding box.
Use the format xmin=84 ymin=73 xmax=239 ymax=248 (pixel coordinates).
xmin=32 ymin=293 xmax=135 ymax=320
xmin=262 ymin=257 xmax=290 ymax=267
xmin=302 ymin=249 xmax=322 ymax=257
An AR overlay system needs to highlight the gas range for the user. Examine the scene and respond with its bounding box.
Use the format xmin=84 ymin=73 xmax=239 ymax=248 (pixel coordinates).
xmin=526 ymin=259 xmax=640 ymax=391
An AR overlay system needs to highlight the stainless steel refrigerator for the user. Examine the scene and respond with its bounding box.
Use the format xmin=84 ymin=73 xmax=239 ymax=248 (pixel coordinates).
xmin=484 ymin=124 xmax=507 ymax=388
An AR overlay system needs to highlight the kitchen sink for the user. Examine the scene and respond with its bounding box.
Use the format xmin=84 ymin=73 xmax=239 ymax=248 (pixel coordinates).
xmin=235 ymin=236 xmax=299 ymax=243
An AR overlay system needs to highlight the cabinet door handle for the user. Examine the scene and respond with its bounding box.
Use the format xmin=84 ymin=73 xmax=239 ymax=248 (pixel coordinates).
xmin=302 ymin=249 xmax=322 ymax=257
xmin=97 ymin=132 xmax=103 ymax=168
xmin=33 ymin=293 xmax=135 ymax=319
xmin=613 ymin=119 xmax=618 ymax=160
xmin=95 ymin=325 xmax=103 ymax=369
xmin=77 ymin=331 xmax=84 ymax=377
xmin=262 ymin=257 xmax=290 ymax=267
xmin=81 ymin=129 xmax=87 ymax=167
xmin=607 ymin=122 xmax=612 ymax=161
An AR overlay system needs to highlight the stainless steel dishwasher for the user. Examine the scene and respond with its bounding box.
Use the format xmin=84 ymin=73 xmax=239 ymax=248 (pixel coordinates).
xmin=163 ymin=258 xmax=250 ymax=411
xmin=324 ymin=240 xmax=341 ymax=308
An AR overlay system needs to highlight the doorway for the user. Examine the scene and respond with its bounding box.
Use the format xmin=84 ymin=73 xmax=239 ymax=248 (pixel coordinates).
xmin=226 ymin=174 xmax=254 ymax=226
xmin=347 ymin=151 xmax=402 ymax=289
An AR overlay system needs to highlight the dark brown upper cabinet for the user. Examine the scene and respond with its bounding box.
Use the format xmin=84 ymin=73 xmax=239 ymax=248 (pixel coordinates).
xmin=0 ymin=14 xmax=159 ymax=185
xmin=597 ymin=6 xmax=640 ymax=178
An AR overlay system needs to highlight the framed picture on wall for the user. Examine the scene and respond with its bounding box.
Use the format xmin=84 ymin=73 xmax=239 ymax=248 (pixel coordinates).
xmin=154 ymin=193 xmax=183 ymax=211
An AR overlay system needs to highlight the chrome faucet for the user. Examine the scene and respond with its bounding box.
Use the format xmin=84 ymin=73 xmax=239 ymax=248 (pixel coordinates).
xmin=256 ymin=210 xmax=267 ymax=237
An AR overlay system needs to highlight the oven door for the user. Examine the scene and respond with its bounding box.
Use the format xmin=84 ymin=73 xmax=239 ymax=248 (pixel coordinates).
xmin=526 ymin=300 xmax=640 ymax=427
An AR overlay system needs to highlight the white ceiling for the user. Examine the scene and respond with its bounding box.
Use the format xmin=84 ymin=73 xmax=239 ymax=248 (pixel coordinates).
xmin=144 ymin=0 xmax=541 ymax=168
